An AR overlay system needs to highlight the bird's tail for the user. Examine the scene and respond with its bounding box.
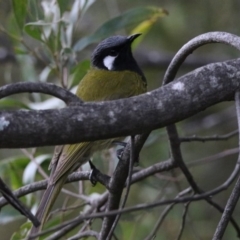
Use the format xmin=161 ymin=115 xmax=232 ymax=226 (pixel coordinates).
xmin=29 ymin=177 xmax=65 ymax=239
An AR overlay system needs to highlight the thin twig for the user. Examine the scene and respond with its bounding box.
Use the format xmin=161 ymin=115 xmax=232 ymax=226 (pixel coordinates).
xmin=106 ymin=136 xmax=136 ymax=239
xmin=180 ymin=130 xmax=238 ymax=142
xmin=67 ymin=230 xmax=99 ymax=240
xmin=187 ymin=148 xmax=238 ymax=167
xmin=176 ymin=201 xmax=191 ymax=240
xmin=144 ymin=188 xmax=192 ymax=240
xmin=21 ymin=149 xmax=48 ymax=179
xmin=48 ymin=202 xmax=88 ymax=220
xmin=213 ymin=91 xmax=240 ymax=240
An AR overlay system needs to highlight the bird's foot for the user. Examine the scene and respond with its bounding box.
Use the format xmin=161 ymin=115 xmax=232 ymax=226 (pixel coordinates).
xmin=88 ymin=161 xmax=98 ymax=186
xmin=88 ymin=161 xmax=111 ymax=188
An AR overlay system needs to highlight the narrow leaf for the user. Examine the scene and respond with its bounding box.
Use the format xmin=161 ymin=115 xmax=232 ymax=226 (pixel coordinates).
xmin=70 ymin=59 xmax=90 ymax=88
xmin=12 ymin=0 xmax=28 ymax=29
xmin=73 ymin=6 xmax=168 ymax=51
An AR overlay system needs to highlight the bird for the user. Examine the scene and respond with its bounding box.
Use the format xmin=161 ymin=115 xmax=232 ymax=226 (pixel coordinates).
xmin=29 ymin=33 xmax=147 ymax=236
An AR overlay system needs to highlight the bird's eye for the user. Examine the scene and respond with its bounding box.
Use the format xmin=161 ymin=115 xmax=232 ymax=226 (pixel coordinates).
xmin=109 ymin=49 xmax=118 ymax=56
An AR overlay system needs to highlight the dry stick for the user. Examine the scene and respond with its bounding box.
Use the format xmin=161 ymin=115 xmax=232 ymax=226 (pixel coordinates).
xmin=187 ymin=148 xmax=239 ymax=167
xmin=180 ymin=129 xmax=238 ymax=142
xmin=212 ymin=92 xmax=240 ymax=240
xmin=20 ymin=149 xmax=49 ymax=179
xmin=69 ymin=219 xmax=96 ymax=240
xmin=176 ymin=201 xmax=191 ymax=240
xmin=162 ymin=31 xmax=240 ymax=237
xmin=106 ymin=136 xmax=136 ymax=240
xmin=67 ymin=230 xmax=99 ymax=240
xmin=144 ymin=188 xmax=192 ymax=240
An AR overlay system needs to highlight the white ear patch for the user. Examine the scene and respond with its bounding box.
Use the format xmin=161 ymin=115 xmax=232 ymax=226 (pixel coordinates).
xmin=103 ymin=55 xmax=117 ymax=70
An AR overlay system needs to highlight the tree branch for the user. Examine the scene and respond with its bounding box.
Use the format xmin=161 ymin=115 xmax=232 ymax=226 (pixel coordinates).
xmin=0 ymin=58 xmax=240 ymax=148
xmin=0 ymin=82 xmax=80 ymax=105
xmin=213 ymin=91 xmax=240 ymax=239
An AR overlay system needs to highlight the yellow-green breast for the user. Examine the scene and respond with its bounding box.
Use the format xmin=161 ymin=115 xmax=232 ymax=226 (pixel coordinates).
xmin=76 ymin=68 xmax=147 ymax=102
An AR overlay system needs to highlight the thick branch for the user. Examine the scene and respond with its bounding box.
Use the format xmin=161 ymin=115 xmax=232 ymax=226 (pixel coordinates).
xmin=0 ymin=59 xmax=240 ymax=148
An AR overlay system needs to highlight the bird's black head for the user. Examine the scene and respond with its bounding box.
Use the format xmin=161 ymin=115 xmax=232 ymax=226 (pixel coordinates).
xmin=91 ymin=34 xmax=145 ymax=80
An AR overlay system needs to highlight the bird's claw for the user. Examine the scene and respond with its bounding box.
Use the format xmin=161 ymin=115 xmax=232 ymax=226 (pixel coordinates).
xmin=88 ymin=161 xmax=98 ymax=186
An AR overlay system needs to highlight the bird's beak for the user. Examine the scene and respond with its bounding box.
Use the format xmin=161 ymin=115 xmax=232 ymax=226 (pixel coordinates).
xmin=127 ymin=33 xmax=142 ymax=43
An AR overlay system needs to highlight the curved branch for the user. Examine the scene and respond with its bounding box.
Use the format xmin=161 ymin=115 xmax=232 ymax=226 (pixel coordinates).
xmin=163 ymin=31 xmax=240 ymax=84
xmin=213 ymin=92 xmax=240 ymax=239
xmin=0 ymin=82 xmax=81 ymax=104
xmin=0 ymin=58 xmax=240 ymax=148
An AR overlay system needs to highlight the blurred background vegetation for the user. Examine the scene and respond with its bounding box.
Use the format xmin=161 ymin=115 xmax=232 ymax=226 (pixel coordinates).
xmin=0 ymin=0 xmax=240 ymax=239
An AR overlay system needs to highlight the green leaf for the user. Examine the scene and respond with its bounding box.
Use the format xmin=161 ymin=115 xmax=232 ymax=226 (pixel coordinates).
xmin=0 ymin=98 xmax=30 ymax=109
xmin=9 ymin=163 xmax=23 ymax=190
xmin=73 ymin=6 xmax=168 ymax=51
xmin=11 ymin=222 xmax=32 ymax=240
xmin=24 ymin=21 xmax=52 ymax=42
xmin=12 ymin=0 xmax=28 ymax=30
xmin=70 ymin=59 xmax=90 ymax=88
xmin=24 ymin=23 xmax=42 ymax=42
xmin=131 ymin=8 xmax=168 ymax=49
xmin=57 ymin=0 xmax=68 ymax=15
xmin=0 ymin=156 xmax=29 ymax=176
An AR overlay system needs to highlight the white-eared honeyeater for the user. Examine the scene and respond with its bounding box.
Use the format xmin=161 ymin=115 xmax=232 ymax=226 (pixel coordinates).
xmin=30 ymin=33 xmax=147 ymax=235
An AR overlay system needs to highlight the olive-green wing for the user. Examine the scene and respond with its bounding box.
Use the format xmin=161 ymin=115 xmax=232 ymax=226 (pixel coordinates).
xmin=50 ymin=69 xmax=147 ymax=184
xmin=76 ymin=69 xmax=147 ymax=101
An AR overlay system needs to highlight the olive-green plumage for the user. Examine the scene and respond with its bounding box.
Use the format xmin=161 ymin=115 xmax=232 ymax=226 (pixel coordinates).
xmin=30 ymin=34 xmax=147 ymax=237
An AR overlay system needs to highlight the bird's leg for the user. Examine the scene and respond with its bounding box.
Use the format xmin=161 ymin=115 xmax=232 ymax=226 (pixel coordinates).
xmin=88 ymin=161 xmax=111 ymax=188
xmin=88 ymin=160 xmax=98 ymax=186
